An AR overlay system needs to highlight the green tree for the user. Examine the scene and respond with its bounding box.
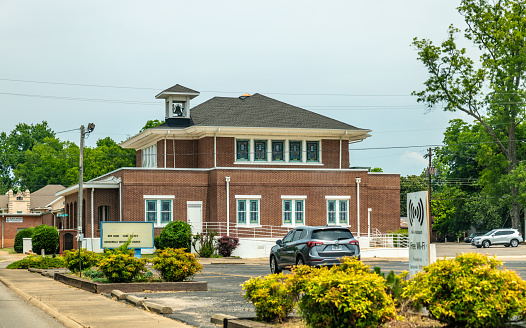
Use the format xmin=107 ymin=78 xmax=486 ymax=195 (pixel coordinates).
xmin=400 ymin=175 xmax=427 ymax=217
xmin=83 ymin=137 xmax=135 ymax=179
xmin=140 ymin=119 xmax=163 ymax=132
xmin=412 ymin=0 xmax=526 ymax=229
xmin=0 ymin=122 xmax=55 ymax=192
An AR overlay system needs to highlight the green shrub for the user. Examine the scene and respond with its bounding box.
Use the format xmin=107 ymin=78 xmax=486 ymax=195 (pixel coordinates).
xmin=6 ymin=255 xmax=65 ymax=269
xmin=403 ymin=253 xmax=526 ymax=327
xmin=154 ymin=236 xmax=160 ymax=249
xmin=192 ymin=229 xmax=217 ymax=258
xmin=62 ymin=249 xmax=101 ymax=273
xmin=103 ymin=235 xmax=134 ymax=256
xmin=158 ymin=221 xmax=192 ymax=251
xmin=372 ymin=266 xmax=407 ymax=306
xmin=31 ymin=225 xmax=59 ymax=254
xmin=242 ymin=273 xmax=298 ymax=323
xmin=152 ymin=248 xmax=203 ymax=282
xmin=13 ymin=228 xmax=34 ymax=253
xmin=98 ymin=253 xmax=147 ymax=283
xmin=216 ymin=235 xmax=239 ymax=257
xmin=297 ymin=258 xmax=397 ymax=328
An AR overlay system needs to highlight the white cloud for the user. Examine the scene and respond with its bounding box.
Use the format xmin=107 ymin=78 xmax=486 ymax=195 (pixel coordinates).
xmin=399 ymin=152 xmax=427 ymax=176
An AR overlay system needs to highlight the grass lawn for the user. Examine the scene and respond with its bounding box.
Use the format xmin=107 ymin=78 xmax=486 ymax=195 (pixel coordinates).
xmin=0 ymin=247 xmax=16 ymax=254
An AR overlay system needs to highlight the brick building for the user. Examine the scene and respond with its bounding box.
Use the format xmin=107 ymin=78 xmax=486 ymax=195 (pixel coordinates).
xmin=0 ymin=185 xmax=65 ymax=248
xmin=56 ymin=85 xmax=400 ymax=255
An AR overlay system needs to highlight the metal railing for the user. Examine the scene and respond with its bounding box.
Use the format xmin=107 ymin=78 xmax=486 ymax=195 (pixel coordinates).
xmin=368 ymin=228 xmax=409 ymax=248
xmin=202 ymin=222 xmax=292 ymax=239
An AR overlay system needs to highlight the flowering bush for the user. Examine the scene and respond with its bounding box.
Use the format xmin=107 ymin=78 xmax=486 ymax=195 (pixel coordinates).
xmin=152 ymin=248 xmax=202 ymax=282
xmin=98 ymin=253 xmax=147 ymax=283
xmin=216 ymin=235 xmax=239 ymax=257
xmin=62 ymin=249 xmax=101 ymax=273
xmin=403 ymin=253 xmax=526 ymax=327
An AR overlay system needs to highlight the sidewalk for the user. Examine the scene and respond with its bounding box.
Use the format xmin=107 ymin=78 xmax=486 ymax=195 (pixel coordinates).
xmin=0 ymin=266 xmax=192 ymax=328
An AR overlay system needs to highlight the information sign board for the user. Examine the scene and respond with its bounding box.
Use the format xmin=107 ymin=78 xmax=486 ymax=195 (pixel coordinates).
xmin=6 ymin=217 xmax=23 ymax=223
xmin=407 ymin=191 xmax=430 ymax=276
xmin=100 ymin=221 xmax=154 ymax=249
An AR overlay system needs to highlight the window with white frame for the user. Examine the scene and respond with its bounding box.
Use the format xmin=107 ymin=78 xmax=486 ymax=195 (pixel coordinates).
xmin=142 ymin=144 xmax=157 ymax=168
xmin=282 ymin=196 xmax=306 ymax=226
xmin=236 ymin=196 xmax=260 ymax=225
xmin=235 ymin=138 xmax=321 ymax=164
xmin=326 ymin=197 xmax=350 ymax=225
xmin=144 ymin=196 xmax=173 ymax=226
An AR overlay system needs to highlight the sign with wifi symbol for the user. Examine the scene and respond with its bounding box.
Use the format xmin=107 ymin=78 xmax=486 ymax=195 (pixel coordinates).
xmin=407 ymin=191 xmax=429 ymax=277
xmin=408 ymin=198 xmax=425 ymax=227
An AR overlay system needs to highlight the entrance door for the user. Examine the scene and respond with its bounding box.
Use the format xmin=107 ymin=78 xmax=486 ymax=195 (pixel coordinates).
xmin=187 ymin=201 xmax=203 ymax=234
xmin=64 ymin=233 xmax=74 ymax=251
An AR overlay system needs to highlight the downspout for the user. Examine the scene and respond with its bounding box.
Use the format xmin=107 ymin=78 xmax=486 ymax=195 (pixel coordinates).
xmin=1 ymin=214 xmax=4 ymax=249
xmin=91 ymin=188 xmax=94 ymax=239
xmin=119 ymin=180 xmax=122 ymax=221
xmin=226 ymin=176 xmax=231 ymax=235
xmin=355 ymin=177 xmax=361 ymax=238
xmin=214 ymin=128 xmax=220 ymax=168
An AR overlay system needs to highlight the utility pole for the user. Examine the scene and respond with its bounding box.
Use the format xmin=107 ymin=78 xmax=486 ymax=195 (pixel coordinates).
xmin=78 ymin=123 xmax=95 ymax=276
xmin=423 ymin=148 xmax=435 ymax=239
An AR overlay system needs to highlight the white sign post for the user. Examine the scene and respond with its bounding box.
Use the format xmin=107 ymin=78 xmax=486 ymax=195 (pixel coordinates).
xmin=407 ymin=191 xmax=430 ymax=276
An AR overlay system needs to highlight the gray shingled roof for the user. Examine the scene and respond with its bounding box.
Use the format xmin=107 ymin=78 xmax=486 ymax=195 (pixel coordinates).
xmin=160 ymin=84 xmax=200 ymax=94
xmin=187 ymin=93 xmax=363 ymax=130
xmin=30 ymin=184 xmax=65 ymax=209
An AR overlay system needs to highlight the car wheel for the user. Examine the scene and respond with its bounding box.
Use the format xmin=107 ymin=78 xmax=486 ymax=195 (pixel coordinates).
xmin=482 ymin=240 xmax=490 ymax=248
xmin=511 ymin=239 xmax=519 ymax=247
xmin=296 ymin=256 xmax=305 ymax=266
xmin=270 ymin=256 xmax=281 ymax=274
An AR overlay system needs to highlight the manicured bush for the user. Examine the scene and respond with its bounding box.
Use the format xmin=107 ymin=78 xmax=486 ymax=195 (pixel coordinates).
xmin=6 ymin=255 xmax=65 ymax=269
xmin=152 ymin=248 xmax=203 ymax=282
xmin=158 ymin=221 xmax=192 ymax=251
xmin=297 ymin=258 xmax=398 ymax=328
xmin=403 ymin=253 xmax=526 ymax=328
xmin=98 ymin=252 xmax=147 ymax=283
xmin=216 ymin=235 xmax=239 ymax=257
xmin=13 ymin=227 xmax=34 ymax=253
xmin=154 ymin=236 xmax=160 ymax=249
xmin=192 ymin=229 xmax=217 ymax=258
xmin=62 ymin=249 xmax=101 ymax=273
xmin=242 ymin=273 xmax=298 ymax=323
xmin=31 ymin=225 xmax=59 ymax=255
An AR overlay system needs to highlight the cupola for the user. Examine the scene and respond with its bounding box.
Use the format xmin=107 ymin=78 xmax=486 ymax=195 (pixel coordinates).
xmin=155 ymin=84 xmax=200 ymax=126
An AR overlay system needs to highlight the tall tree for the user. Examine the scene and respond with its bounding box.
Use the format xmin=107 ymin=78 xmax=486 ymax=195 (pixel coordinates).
xmin=412 ymin=0 xmax=526 ymax=229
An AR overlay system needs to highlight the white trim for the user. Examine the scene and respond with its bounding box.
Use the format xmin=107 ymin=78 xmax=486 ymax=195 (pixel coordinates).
xmin=325 ymin=195 xmax=351 ymax=200
xmin=143 ymin=195 xmax=175 ymax=199
xmin=233 ymin=161 xmax=324 ymax=166
xmin=187 ymin=201 xmax=203 ymax=205
xmin=281 ymin=195 xmax=307 ymax=199
xmin=235 ymin=195 xmax=261 ymax=199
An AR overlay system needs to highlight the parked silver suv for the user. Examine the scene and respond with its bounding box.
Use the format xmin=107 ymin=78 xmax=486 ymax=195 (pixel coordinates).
xmin=471 ymin=229 xmax=523 ymax=248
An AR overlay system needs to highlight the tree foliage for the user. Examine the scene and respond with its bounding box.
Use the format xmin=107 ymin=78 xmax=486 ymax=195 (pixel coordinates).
xmin=413 ymin=0 xmax=526 ymax=229
xmin=0 ymin=122 xmax=135 ymax=192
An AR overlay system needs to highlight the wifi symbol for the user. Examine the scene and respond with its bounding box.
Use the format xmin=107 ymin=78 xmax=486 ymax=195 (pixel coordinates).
xmin=408 ymin=198 xmax=425 ymax=227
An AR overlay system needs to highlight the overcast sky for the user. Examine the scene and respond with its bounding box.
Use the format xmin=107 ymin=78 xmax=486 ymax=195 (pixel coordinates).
xmin=0 ymin=1 xmax=473 ymax=176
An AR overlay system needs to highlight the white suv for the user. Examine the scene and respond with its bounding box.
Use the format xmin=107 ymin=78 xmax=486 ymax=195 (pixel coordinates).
xmin=471 ymin=229 xmax=523 ymax=248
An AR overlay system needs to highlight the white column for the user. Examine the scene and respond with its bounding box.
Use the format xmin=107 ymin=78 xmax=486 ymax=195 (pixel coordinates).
xmin=355 ymin=178 xmax=361 ymax=238
xmin=368 ymin=208 xmax=372 ymax=238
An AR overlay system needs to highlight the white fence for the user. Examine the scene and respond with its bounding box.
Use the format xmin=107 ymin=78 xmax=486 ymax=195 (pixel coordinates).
xmin=200 ymin=223 xmax=408 ymax=249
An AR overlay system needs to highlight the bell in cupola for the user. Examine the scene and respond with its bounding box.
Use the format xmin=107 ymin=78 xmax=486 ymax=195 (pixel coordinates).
xmin=173 ymin=104 xmax=183 ymax=117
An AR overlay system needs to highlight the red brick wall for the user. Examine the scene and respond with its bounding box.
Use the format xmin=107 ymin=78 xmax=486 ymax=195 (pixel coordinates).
xmin=1 ymin=215 xmax=42 ymax=248
xmin=134 ymin=137 xmax=350 ymax=169
xmin=65 ymin=167 xmax=400 ymax=238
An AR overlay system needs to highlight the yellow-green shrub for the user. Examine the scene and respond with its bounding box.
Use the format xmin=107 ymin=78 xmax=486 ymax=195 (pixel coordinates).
xmin=242 ymin=273 xmax=298 ymax=323
xmin=6 ymin=255 xmax=65 ymax=269
xmin=297 ymin=258 xmax=397 ymax=328
xmin=152 ymin=248 xmax=202 ymax=282
xmin=62 ymin=249 xmax=101 ymax=273
xmin=403 ymin=253 xmax=526 ymax=327
xmin=98 ymin=253 xmax=147 ymax=283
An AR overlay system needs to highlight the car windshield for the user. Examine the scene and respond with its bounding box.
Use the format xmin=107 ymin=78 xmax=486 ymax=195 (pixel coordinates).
xmin=484 ymin=230 xmax=497 ymax=236
xmin=312 ymin=229 xmax=353 ymax=240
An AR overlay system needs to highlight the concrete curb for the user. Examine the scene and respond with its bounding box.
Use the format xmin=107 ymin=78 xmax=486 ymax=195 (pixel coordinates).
xmin=122 ymin=291 xmax=173 ymax=314
xmin=0 ymin=274 xmax=83 ymax=328
xmin=211 ymin=314 xmax=275 ymax=328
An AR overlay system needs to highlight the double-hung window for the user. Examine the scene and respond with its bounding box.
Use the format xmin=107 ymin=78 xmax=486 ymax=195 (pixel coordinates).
xmin=282 ymin=196 xmax=306 ymax=226
xmin=236 ymin=195 xmax=261 ymax=226
xmin=326 ymin=196 xmax=350 ymax=225
xmin=144 ymin=196 xmax=174 ymax=227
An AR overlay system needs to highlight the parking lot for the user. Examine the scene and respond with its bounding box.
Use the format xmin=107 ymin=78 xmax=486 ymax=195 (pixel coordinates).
xmin=127 ymin=243 xmax=526 ymax=328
